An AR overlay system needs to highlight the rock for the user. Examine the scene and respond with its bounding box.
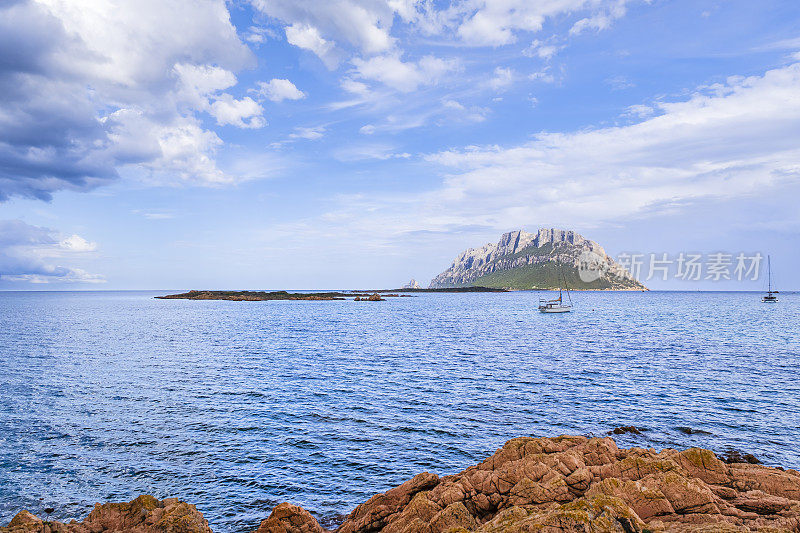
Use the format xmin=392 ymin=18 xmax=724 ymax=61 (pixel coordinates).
xmin=7 ymin=511 xmax=41 ymax=530
xmin=255 ymin=503 xmax=324 ymax=533
xmin=428 ymin=228 xmax=646 ymax=290
xmin=719 ymin=449 xmax=762 ymax=464
xmin=257 ymin=435 xmax=800 ymax=533
xmin=675 ymin=426 xmax=712 ymax=435
xmin=609 ymin=426 xmax=645 ymax=435
xmin=401 ymin=280 xmax=421 ymax=289
xmin=1 ymin=495 xmax=212 ymax=533
xmin=354 ymin=294 xmax=384 ymax=302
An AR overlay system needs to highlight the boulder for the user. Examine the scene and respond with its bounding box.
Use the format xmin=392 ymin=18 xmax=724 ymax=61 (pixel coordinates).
xmin=255 ymin=503 xmax=324 ymax=533
xmin=1 ymin=496 xmax=212 ymax=533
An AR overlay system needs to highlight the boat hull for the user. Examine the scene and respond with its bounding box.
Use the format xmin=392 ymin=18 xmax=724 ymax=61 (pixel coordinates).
xmin=539 ymin=306 xmax=572 ymax=313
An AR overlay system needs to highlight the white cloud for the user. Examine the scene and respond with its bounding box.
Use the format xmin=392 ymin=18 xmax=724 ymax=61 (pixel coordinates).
xmin=290 ymin=126 xmax=326 ymax=140
xmin=251 ymin=0 xmax=396 ymax=57
xmin=174 ymin=63 xmax=238 ymax=105
xmin=333 ymin=143 xmax=411 ymax=161
xmin=285 ymin=23 xmax=341 ymax=69
xmin=341 ymin=78 xmax=371 ymax=96
xmin=256 ymin=79 xmax=306 ymax=102
xmin=174 ymin=64 xmax=266 ymax=129
xmin=0 ymin=220 xmax=103 ymax=284
xmin=456 ymin=0 xmax=633 ymax=46
xmin=59 ymin=234 xmax=97 ymax=253
xmin=421 ymin=63 xmax=800 ymax=227
xmin=105 ymin=108 xmax=230 ymax=185
xmin=524 ymin=40 xmax=560 ymax=60
xmin=529 ymin=68 xmax=556 ymax=83
xmin=267 ymin=62 xmax=800 ymax=251
xmin=352 ymin=53 xmax=459 ymax=92
xmin=208 ymin=95 xmax=266 ymax=128
xmin=570 ymin=1 xmax=629 ymax=35
xmin=624 ymin=104 xmax=655 ymax=118
xmin=488 ymin=66 xmax=515 ymax=91
xmin=0 ymin=0 xmax=259 ymax=201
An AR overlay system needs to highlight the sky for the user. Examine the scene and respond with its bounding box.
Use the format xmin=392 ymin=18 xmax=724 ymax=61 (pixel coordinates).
xmin=0 ymin=0 xmax=799 ymax=291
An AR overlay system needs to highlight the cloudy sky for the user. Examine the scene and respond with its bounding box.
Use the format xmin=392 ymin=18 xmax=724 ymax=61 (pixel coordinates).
xmin=1 ymin=0 xmax=799 ymax=290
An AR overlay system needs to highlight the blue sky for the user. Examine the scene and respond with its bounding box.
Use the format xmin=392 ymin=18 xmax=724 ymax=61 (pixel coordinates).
xmin=1 ymin=0 xmax=799 ymax=290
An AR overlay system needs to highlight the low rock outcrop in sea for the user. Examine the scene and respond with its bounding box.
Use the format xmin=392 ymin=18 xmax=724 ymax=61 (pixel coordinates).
xmin=354 ymin=293 xmax=384 ymax=301
xmin=156 ymin=290 xmax=348 ymax=301
xmin=1 ymin=495 xmax=211 ymax=533
xmin=256 ymin=435 xmax=800 ymax=533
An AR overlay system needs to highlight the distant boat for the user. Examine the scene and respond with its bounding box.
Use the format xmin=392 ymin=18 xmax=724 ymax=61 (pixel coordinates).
xmin=763 ymin=255 xmax=778 ymax=303
xmin=539 ymin=268 xmax=573 ymax=313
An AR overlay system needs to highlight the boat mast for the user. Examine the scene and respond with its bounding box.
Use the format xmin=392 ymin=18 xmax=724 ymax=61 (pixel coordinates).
xmin=768 ymin=255 xmax=772 ymax=293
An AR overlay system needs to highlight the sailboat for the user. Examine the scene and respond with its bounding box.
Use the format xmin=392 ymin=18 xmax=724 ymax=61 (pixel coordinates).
xmin=538 ymin=268 xmax=573 ymax=313
xmin=762 ymin=255 xmax=778 ymax=303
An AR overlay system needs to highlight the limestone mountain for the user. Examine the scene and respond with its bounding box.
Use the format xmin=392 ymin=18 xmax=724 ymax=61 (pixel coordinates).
xmin=429 ymin=228 xmax=646 ymax=290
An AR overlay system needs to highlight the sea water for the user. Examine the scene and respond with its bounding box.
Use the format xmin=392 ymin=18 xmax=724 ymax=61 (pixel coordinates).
xmin=1 ymin=290 xmax=798 ymax=531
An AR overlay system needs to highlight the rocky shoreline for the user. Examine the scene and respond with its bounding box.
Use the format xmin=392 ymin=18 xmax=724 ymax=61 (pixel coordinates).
xmin=4 ymin=435 xmax=799 ymax=533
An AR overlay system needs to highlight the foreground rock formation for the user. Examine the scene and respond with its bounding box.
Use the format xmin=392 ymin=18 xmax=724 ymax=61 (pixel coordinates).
xmin=1 ymin=495 xmax=211 ymax=533
xmin=429 ymin=229 xmax=646 ymax=290
xmin=5 ymin=437 xmax=798 ymax=533
xmin=257 ymin=436 xmax=800 ymax=533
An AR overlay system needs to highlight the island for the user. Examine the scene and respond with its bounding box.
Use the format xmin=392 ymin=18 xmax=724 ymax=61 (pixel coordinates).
xmin=429 ymin=228 xmax=648 ymax=291
xmin=156 ymin=287 xmax=507 ymax=301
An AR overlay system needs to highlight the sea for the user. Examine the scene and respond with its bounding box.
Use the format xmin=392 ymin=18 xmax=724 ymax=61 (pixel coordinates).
xmin=1 ymin=290 xmax=798 ymax=531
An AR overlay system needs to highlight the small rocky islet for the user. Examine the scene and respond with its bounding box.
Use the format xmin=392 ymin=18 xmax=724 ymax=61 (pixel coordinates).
xmin=5 ymin=435 xmax=799 ymax=533
xmin=155 ymin=287 xmax=506 ymax=301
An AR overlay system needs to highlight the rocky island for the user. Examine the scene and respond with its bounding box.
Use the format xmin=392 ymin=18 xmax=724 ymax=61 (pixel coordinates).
xmin=156 ymin=290 xmax=351 ymax=301
xmin=5 ymin=435 xmax=799 ymax=533
xmin=429 ymin=229 xmax=647 ymax=291
xmin=156 ymin=287 xmax=507 ymax=301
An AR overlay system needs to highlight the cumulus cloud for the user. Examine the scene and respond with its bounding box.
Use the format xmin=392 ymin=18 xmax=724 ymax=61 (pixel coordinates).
xmin=0 ymin=220 xmax=103 ymax=283
xmin=256 ymin=79 xmax=307 ymax=102
xmin=352 ymin=54 xmax=459 ymax=92
xmin=0 ymin=0 xmax=258 ymax=201
xmin=456 ymin=0 xmax=632 ymax=46
xmin=251 ymin=0 xmax=397 ymax=57
xmin=285 ymin=23 xmax=342 ymax=69
xmin=208 ymin=95 xmax=266 ymax=128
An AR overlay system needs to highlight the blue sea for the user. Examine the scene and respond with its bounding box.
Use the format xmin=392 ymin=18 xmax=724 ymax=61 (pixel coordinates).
xmin=1 ymin=290 xmax=799 ymax=531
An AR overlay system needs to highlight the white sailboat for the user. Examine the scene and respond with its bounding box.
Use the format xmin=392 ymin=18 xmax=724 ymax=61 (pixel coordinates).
xmin=762 ymin=255 xmax=778 ymax=303
xmin=539 ymin=269 xmax=573 ymax=313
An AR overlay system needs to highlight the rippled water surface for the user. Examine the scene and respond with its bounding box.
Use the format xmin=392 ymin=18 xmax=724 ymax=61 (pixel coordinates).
xmin=1 ymin=290 xmax=799 ymax=531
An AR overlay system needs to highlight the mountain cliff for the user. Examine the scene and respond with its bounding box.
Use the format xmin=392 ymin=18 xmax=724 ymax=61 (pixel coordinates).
xmin=429 ymin=228 xmax=646 ymax=290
